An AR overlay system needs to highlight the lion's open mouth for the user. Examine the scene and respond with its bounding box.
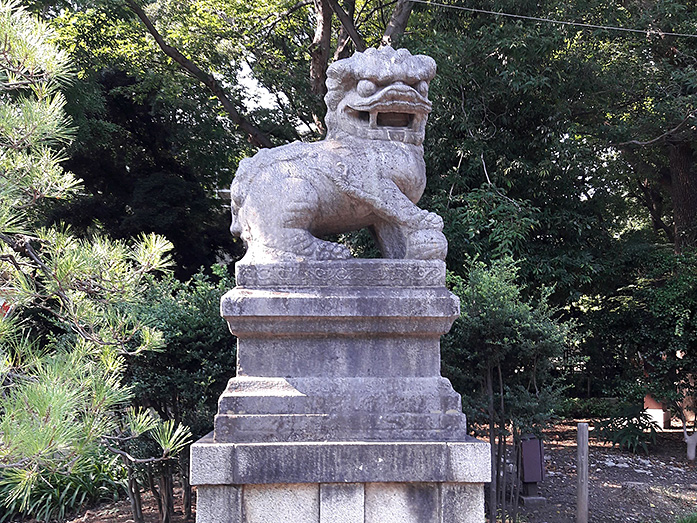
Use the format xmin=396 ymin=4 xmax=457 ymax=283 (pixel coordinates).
xmin=338 ymin=84 xmax=431 ymax=144
xmin=356 ymin=111 xmax=415 ymax=128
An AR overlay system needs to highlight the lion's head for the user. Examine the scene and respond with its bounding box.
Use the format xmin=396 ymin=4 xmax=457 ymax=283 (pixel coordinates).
xmin=324 ymin=47 xmax=436 ymax=146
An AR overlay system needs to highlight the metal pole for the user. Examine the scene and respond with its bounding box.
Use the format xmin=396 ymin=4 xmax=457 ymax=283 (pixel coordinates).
xmin=577 ymin=422 xmax=589 ymax=523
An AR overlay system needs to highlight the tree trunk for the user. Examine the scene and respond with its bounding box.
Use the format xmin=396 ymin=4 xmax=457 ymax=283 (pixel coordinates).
xmin=668 ymin=143 xmax=697 ymax=253
xmin=147 ymin=464 xmax=163 ymax=518
xmin=326 ymin=0 xmax=367 ymax=52
xmin=158 ymin=462 xmax=175 ymax=523
xmin=637 ymin=178 xmax=675 ymax=243
xmin=334 ymin=0 xmax=356 ymax=60
xmin=179 ymin=452 xmax=192 ymax=520
xmin=381 ymin=0 xmax=414 ymax=48
xmin=309 ymin=0 xmax=332 ymax=96
xmin=487 ymin=363 xmax=497 ymax=522
xmin=124 ymin=460 xmax=144 ymax=523
xmin=498 ymin=364 xmax=507 ymax=520
xmin=513 ymin=436 xmax=522 ymax=517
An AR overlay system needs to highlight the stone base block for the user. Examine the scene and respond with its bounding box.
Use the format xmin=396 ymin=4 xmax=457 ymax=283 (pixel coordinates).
xmin=196 ymin=482 xmax=485 ymax=523
xmin=192 ymin=436 xmax=490 ymax=523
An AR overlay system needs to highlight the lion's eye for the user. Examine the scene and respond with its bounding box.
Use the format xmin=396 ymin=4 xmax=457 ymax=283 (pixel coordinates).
xmin=416 ymin=80 xmax=429 ymax=97
xmin=357 ymin=79 xmax=377 ymax=97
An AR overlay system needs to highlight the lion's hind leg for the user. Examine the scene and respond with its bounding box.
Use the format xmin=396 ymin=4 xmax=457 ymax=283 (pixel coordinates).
xmin=241 ymin=176 xmax=351 ymax=262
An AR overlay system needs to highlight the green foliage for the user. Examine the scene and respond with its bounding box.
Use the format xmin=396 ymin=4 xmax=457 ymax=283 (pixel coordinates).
xmin=107 ymin=407 xmax=192 ymax=460
xmin=595 ymin=403 xmax=659 ymax=455
xmin=674 ymin=514 xmax=697 ymax=523
xmin=435 ymin=183 xmax=539 ymax=269
xmin=0 ymin=451 xmax=123 ymax=523
xmin=0 ymin=1 xmax=79 ymax=222
xmin=443 ymin=258 xmax=571 ymax=434
xmin=578 ymin=248 xmax=697 ymax=407
xmin=443 ymin=258 xmax=571 ymax=519
xmin=0 ymin=3 xmax=179 ymax=520
xmin=0 ymin=337 xmax=131 ymax=518
xmin=46 ymin=5 xmax=245 ymax=278
xmin=557 ymin=397 xmax=617 ymax=419
xmin=127 ymin=266 xmax=236 ymax=438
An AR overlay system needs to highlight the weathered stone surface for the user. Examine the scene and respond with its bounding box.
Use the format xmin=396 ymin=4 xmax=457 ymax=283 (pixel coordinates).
xmin=320 ymin=483 xmax=364 ymax=523
xmin=191 ymin=436 xmax=490 ymax=486
xmin=234 ymin=338 xmax=443 ymax=377
xmin=195 ymin=485 xmax=241 ymax=523
xmin=447 ymin=440 xmax=493 ymax=482
xmin=193 ymin=481 xmax=489 ymax=523
xmin=222 ymin=261 xmax=457 ymax=344
xmin=214 ymin=377 xmax=466 ymax=442
xmin=229 ymin=47 xmax=446 ymax=263
xmin=216 ymin=259 xmax=465 ymax=443
xmin=364 ymin=483 xmax=440 ymax=523
xmin=243 ymin=483 xmax=319 ymax=523
xmin=441 ymin=483 xmax=486 ymax=523
xmin=235 ymin=259 xmax=445 ymax=288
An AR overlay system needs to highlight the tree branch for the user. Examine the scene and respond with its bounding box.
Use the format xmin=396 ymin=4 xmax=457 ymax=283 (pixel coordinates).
xmin=261 ymin=0 xmax=313 ymax=36
xmin=325 ymin=0 xmax=367 ymax=52
xmin=125 ymin=0 xmax=273 ymax=148
xmin=617 ymin=110 xmax=697 ymax=147
xmin=102 ymin=438 xmax=173 ymax=465
xmin=334 ymin=0 xmax=356 ymax=60
xmin=0 ymin=458 xmax=30 ymax=469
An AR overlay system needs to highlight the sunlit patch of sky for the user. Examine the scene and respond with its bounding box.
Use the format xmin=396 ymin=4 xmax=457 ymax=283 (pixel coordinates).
xmin=237 ymin=61 xmax=286 ymax=111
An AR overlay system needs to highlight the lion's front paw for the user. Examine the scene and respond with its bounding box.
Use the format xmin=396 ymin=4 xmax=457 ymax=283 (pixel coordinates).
xmin=410 ymin=209 xmax=444 ymax=231
xmin=315 ymin=241 xmax=352 ymax=260
xmin=405 ymin=228 xmax=448 ymax=260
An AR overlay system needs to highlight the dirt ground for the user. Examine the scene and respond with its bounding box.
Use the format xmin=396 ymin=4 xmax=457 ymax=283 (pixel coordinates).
xmin=523 ymin=422 xmax=697 ymax=523
xmin=65 ymin=421 xmax=697 ymax=523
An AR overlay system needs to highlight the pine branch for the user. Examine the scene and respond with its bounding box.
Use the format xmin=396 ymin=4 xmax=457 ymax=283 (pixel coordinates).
xmin=101 ymin=438 xmax=173 ymax=465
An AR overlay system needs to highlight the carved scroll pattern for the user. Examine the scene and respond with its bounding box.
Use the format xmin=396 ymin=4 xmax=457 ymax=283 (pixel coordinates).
xmin=236 ymin=261 xmax=444 ymax=288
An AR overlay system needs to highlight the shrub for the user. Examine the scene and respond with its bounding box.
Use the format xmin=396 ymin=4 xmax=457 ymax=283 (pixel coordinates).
xmin=595 ymin=403 xmax=659 ymax=454
xmin=557 ymin=397 xmax=618 ymax=419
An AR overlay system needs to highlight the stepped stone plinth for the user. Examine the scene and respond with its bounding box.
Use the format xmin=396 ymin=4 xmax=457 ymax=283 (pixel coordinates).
xmin=191 ymin=260 xmax=490 ymax=523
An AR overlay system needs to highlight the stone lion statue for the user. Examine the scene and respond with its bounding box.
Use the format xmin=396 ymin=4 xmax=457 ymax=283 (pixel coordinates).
xmin=230 ymin=46 xmax=447 ymax=263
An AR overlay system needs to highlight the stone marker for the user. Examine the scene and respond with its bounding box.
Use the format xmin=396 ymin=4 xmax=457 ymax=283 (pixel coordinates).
xmin=191 ymin=46 xmax=490 ymax=523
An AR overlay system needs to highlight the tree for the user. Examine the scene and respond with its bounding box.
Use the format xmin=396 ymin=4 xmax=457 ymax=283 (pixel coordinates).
xmin=443 ymin=259 xmax=571 ymax=521
xmin=126 ymin=267 xmax=237 ymax=517
xmin=580 ymin=246 xmax=697 ymax=424
xmin=45 ymin=7 xmax=245 ymax=279
xmin=0 ymin=3 xmax=186 ymax=519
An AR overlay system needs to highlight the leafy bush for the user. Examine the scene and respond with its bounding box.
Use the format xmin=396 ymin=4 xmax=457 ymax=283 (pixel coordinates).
xmin=557 ymin=397 xmax=618 ymax=419
xmin=0 ymin=452 xmax=123 ymax=523
xmin=128 ymin=266 xmax=236 ymax=439
xmin=442 ymin=259 xmax=572 ymax=522
xmin=595 ymin=403 xmax=659 ymax=454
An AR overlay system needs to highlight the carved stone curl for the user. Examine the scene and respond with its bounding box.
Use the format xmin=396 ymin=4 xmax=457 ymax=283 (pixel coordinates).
xmin=230 ymin=46 xmax=447 ymax=263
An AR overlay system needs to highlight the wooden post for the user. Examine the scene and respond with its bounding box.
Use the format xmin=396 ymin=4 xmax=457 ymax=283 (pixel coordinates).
xmin=577 ymin=422 xmax=589 ymax=523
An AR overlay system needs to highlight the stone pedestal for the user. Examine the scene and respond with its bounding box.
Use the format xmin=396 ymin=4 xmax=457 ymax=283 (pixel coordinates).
xmin=191 ymin=260 xmax=490 ymax=522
